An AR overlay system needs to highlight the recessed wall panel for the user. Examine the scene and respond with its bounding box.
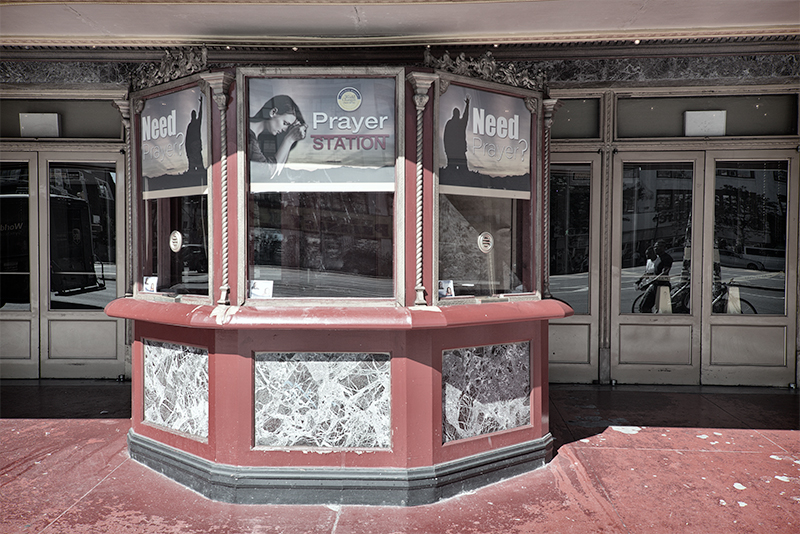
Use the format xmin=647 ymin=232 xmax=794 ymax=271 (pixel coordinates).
xmin=619 ymin=324 xmax=692 ymax=365
xmin=549 ymin=324 xmax=590 ymax=364
xmin=49 ymin=320 xmax=117 ymax=359
xmin=711 ymin=325 xmax=786 ymax=367
xmin=0 ymin=321 xmax=31 ymax=359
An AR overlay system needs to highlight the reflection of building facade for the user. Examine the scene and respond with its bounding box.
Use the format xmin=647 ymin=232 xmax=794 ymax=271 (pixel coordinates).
xmin=1 ymin=1 xmax=798 ymax=390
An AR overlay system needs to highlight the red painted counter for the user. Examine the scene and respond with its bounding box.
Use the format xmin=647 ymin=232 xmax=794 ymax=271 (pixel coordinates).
xmin=106 ymin=297 xmax=571 ymax=505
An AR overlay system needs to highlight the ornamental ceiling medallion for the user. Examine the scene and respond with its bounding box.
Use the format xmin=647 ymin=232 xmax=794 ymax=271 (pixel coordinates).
xmin=424 ymin=49 xmax=548 ymax=94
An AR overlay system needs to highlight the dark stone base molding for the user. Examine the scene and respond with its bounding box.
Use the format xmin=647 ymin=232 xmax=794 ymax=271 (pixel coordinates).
xmin=127 ymin=430 xmax=553 ymax=506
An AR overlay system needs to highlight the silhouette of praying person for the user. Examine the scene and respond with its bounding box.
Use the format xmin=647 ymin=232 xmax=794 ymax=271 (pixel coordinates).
xmin=185 ymin=97 xmax=204 ymax=174
xmin=443 ymin=95 xmax=470 ymax=171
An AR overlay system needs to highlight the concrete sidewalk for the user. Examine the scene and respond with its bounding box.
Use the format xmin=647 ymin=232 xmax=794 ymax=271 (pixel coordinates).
xmin=1 ymin=382 xmax=798 ymax=533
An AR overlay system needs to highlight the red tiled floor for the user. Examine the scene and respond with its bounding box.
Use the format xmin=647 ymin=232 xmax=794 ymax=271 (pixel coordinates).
xmin=1 ymin=384 xmax=798 ymax=533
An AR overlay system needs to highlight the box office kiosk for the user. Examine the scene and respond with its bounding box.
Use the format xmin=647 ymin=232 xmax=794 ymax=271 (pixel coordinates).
xmin=106 ymin=62 xmax=572 ymax=506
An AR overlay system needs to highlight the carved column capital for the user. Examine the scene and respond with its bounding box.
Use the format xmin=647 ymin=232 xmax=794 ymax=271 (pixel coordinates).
xmin=406 ymin=71 xmax=438 ymax=109
xmin=542 ymin=98 xmax=562 ymax=128
xmin=199 ymin=71 xmax=235 ymax=111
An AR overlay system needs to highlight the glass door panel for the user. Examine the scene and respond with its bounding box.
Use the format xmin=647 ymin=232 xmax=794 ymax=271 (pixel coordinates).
xmin=0 ymin=156 xmax=40 ymax=378
xmin=48 ymin=162 xmax=117 ymax=310
xmin=1 ymin=162 xmax=32 ymax=311
xmin=550 ymin=163 xmax=591 ymax=314
xmin=548 ymin=153 xmax=602 ymax=384
xmin=711 ymin=160 xmax=788 ymax=316
xmin=621 ymin=162 xmax=693 ymax=315
xmin=611 ymin=153 xmax=703 ymax=386
xmin=39 ymin=152 xmax=125 ymax=378
xmin=702 ymin=153 xmax=797 ymax=387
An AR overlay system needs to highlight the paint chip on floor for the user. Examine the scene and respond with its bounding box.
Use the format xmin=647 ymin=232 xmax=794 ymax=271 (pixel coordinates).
xmin=611 ymin=426 xmax=642 ymax=434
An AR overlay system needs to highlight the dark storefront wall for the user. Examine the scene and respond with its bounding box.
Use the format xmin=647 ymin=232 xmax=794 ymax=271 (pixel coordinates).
xmin=1 ymin=47 xmax=798 ymax=385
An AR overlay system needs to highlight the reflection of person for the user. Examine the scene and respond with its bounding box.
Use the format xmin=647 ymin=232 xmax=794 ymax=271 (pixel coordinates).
xmin=185 ymin=96 xmax=204 ymax=173
xmin=635 ymin=246 xmax=656 ymax=290
xmin=443 ymin=95 xmax=470 ymax=170
xmin=638 ymin=240 xmax=673 ymax=313
xmin=249 ymin=95 xmax=307 ymax=180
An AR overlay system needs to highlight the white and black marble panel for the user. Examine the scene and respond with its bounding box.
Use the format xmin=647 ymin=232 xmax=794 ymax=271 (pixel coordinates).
xmin=143 ymin=339 xmax=209 ymax=439
xmin=442 ymin=341 xmax=530 ymax=443
xmin=254 ymin=352 xmax=391 ymax=449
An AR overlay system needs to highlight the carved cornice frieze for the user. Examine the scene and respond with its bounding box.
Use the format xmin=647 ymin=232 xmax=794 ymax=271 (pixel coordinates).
xmin=132 ymin=47 xmax=208 ymax=91
xmin=424 ymin=48 xmax=548 ymax=93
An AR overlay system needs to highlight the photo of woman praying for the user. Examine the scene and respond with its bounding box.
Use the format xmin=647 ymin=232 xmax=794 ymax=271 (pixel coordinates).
xmin=249 ymin=95 xmax=307 ymax=180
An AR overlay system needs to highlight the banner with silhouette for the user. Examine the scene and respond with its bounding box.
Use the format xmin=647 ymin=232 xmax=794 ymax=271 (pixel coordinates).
xmin=438 ymin=83 xmax=532 ymax=199
xmin=140 ymin=85 xmax=209 ymax=199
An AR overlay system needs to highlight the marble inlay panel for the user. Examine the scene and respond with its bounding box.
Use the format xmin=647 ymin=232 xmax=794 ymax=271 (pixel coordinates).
xmin=254 ymin=352 xmax=391 ymax=449
xmin=442 ymin=341 xmax=530 ymax=443
xmin=143 ymin=339 xmax=209 ymax=439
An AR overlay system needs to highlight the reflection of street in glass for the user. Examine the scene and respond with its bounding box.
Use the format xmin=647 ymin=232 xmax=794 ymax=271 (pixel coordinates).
xmin=622 ymin=267 xmax=784 ymax=315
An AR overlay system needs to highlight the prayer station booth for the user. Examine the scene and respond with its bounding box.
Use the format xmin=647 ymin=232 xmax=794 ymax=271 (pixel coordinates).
xmin=105 ymin=58 xmax=572 ymax=505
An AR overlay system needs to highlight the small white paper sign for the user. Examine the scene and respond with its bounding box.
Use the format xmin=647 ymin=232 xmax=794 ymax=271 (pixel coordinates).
xmin=249 ymin=280 xmax=274 ymax=299
xmin=143 ymin=277 xmax=158 ymax=293
xmin=685 ymin=110 xmax=726 ymax=136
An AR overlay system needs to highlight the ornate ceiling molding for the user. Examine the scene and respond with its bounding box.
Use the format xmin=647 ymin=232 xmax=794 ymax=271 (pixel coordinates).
xmin=132 ymin=47 xmax=208 ymax=91
xmin=424 ymin=49 xmax=548 ymax=93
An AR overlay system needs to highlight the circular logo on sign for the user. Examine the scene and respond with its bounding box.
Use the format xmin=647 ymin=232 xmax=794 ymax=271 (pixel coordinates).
xmin=477 ymin=232 xmax=494 ymax=254
xmin=337 ymin=87 xmax=362 ymax=112
xmin=169 ymin=230 xmax=183 ymax=253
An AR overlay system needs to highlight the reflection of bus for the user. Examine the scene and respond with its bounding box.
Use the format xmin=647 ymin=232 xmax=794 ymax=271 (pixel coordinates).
xmin=1 ymin=189 xmax=103 ymax=307
xmin=49 ymin=192 xmax=104 ymax=295
xmin=0 ymin=193 xmax=30 ymax=306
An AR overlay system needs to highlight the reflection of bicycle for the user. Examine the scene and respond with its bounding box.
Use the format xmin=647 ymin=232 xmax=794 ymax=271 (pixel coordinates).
xmin=631 ymin=279 xmax=757 ymax=314
xmin=712 ymin=280 xmax=757 ymax=314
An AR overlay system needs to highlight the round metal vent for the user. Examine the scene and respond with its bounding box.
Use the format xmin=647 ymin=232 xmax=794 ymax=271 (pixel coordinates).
xmin=477 ymin=231 xmax=494 ymax=253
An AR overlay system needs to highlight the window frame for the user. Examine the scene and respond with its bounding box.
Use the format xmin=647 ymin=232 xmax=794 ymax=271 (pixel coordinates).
xmin=432 ymin=72 xmax=544 ymax=306
xmin=132 ymin=75 xmax=214 ymax=304
xmin=236 ymin=67 xmax=406 ymax=307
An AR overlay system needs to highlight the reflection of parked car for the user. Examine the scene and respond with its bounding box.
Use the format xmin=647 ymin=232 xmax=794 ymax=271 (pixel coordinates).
xmin=743 ymin=247 xmax=785 ymax=271
xmin=719 ymin=250 xmax=764 ymax=271
xmin=181 ymin=244 xmax=207 ymax=273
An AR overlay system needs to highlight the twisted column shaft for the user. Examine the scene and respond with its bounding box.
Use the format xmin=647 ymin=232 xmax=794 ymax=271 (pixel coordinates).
xmin=406 ymin=72 xmax=437 ymax=306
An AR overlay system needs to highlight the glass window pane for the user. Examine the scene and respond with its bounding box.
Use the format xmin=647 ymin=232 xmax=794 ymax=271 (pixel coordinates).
xmin=1 ymin=100 xmax=123 ymax=139
xmin=552 ymin=99 xmax=600 ymax=139
xmin=621 ymin=162 xmax=693 ymax=315
xmin=618 ymin=95 xmax=798 ymax=138
xmin=439 ymin=194 xmax=527 ymax=298
xmin=249 ymin=192 xmax=393 ymax=298
xmin=550 ymin=163 xmax=591 ymax=314
xmin=48 ymin=163 xmax=117 ymax=310
xmin=712 ymin=161 xmax=787 ymax=315
xmin=143 ymin=195 xmax=209 ymax=296
xmin=0 ymin=162 xmax=31 ymax=311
